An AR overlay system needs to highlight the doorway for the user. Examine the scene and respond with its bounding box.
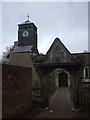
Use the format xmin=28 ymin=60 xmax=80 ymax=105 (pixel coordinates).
xmin=58 ymin=72 xmax=68 ymax=87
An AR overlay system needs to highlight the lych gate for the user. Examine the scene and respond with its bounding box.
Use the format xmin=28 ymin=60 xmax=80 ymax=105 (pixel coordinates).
xmin=34 ymin=62 xmax=84 ymax=109
xmin=33 ymin=38 xmax=85 ymax=109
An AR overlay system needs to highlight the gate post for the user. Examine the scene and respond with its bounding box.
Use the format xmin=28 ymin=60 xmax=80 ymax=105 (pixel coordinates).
xmin=40 ymin=70 xmax=49 ymax=108
xmin=71 ymin=70 xmax=81 ymax=110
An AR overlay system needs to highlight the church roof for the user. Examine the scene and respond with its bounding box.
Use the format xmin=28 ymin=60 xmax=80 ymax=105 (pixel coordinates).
xmin=18 ymin=20 xmax=32 ymax=25
xmin=12 ymin=45 xmax=33 ymax=53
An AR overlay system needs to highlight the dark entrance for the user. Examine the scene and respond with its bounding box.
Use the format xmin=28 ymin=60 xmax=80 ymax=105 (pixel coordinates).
xmin=58 ymin=72 xmax=68 ymax=87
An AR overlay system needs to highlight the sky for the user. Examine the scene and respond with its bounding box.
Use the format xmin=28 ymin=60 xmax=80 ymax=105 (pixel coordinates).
xmin=1 ymin=1 xmax=89 ymax=58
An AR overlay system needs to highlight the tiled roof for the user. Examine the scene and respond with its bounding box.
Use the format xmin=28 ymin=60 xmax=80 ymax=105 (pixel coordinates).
xmin=12 ymin=45 xmax=33 ymax=53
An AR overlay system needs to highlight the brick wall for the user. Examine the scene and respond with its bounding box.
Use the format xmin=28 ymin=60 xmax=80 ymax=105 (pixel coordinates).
xmin=2 ymin=64 xmax=32 ymax=118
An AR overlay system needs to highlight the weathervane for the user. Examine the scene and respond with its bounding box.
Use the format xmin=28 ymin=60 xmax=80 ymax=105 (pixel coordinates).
xmin=27 ymin=14 xmax=29 ymax=21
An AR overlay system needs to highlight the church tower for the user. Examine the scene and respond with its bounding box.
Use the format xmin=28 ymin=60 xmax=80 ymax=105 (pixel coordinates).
xmin=18 ymin=17 xmax=38 ymax=54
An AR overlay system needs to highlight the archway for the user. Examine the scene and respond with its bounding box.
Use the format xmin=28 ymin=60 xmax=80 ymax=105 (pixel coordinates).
xmin=58 ymin=71 xmax=68 ymax=87
xmin=35 ymin=62 xmax=84 ymax=108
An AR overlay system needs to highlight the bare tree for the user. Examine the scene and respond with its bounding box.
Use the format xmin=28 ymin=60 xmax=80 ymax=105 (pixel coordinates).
xmin=2 ymin=45 xmax=14 ymax=64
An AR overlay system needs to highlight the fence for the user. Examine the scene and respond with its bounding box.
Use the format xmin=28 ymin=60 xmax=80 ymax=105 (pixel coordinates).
xmin=32 ymin=88 xmax=42 ymax=105
xmin=79 ymin=87 xmax=90 ymax=105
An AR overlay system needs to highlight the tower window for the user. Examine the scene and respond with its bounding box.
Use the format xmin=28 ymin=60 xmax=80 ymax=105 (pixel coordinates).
xmin=24 ymin=25 xmax=28 ymax=29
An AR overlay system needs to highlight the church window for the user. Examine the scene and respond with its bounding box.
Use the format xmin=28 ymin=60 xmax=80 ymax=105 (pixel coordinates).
xmin=85 ymin=67 xmax=88 ymax=78
xmin=89 ymin=67 xmax=90 ymax=77
xmin=84 ymin=66 xmax=90 ymax=78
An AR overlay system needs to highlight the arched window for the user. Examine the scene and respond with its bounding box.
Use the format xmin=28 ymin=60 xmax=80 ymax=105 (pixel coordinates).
xmin=84 ymin=66 xmax=90 ymax=78
xmin=85 ymin=67 xmax=88 ymax=78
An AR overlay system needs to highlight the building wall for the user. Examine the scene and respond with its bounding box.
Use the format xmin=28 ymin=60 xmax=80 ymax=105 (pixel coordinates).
xmin=9 ymin=52 xmax=40 ymax=88
xmin=72 ymin=53 xmax=90 ymax=90
xmin=2 ymin=64 xmax=32 ymax=118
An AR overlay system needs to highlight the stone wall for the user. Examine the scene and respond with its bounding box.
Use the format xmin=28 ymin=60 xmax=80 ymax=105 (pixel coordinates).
xmin=2 ymin=64 xmax=32 ymax=118
xmin=44 ymin=38 xmax=73 ymax=63
xmin=9 ymin=52 xmax=33 ymax=67
xmin=9 ymin=52 xmax=40 ymax=88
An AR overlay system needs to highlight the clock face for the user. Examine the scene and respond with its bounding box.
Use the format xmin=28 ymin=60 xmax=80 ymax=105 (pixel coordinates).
xmin=22 ymin=30 xmax=29 ymax=37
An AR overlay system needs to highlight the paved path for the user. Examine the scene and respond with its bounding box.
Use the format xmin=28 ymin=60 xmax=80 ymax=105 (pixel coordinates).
xmin=36 ymin=88 xmax=88 ymax=118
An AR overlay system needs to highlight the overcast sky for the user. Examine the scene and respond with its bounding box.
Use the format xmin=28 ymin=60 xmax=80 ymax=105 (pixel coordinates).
xmin=1 ymin=2 xmax=88 ymax=57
